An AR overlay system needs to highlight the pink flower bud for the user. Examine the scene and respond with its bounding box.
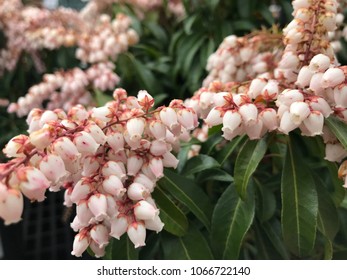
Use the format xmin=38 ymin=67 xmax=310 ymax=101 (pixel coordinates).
xmin=90 ymin=224 xmax=109 ymax=248
xmin=92 ymin=106 xmax=112 ymax=122
xmin=309 ymin=54 xmax=331 ymax=72
xmin=205 ymin=107 xmax=223 ymax=127
xmin=134 ymin=200 xmax=158 ymax=220
xmin=39 ymin=154 xmax=67 ymax=184
xmin=107 ymin=131 xmax=124 ymax=153
xmin=127 ymin=155 xmax=144 ymax=176
xmin=126 ymin=118 xmax=145 ymax=142
xmin=162 ymin=152 xmax=179 ymax=169
xmin=222 ymin=110 xmax=242 ymax=134
xmin=289 ymin=101 xmax=310 ymax=125
xmin=110 ymin=215 xmax=128 ymax=239
xmin=199 ymin=92 xmax=214 ymax=109
xmin=76 ymin=200 xmax=93 ymax=226
xmin=88 ymin=193 xmax=108 ymax=221
xmin=0 ymin=183 xmax=7 ymax=202
xmin=64 ymin=188 xmax=73 ymax=207
xmin=89 ymin=240 xmax=106 ymax=258
xmin=71 ymin=232 xmax=90 ymax=257
xmin=248 ymin=78 xmax=267 ymax=99
xmin=137 ymin=90 xmax=154 ymax=110
xmin=29 ymin=126 xmax=53 ymax=150
xmin=322 ymin=68 xmax=345 ymax=88
xmin=52 ymin=137 xmax=81 ymax=161
xmin=0 ymin=189 xmax=23 ymax=225
xmin=160 ymin=107 xmax=181 ymax=135
xmin=276 ymin=90 xmax=304 ymax=107
xmin=144 ymin=213 xmax=164 ymax=233
xmin=334 ymin=85 xmax=347 ymax=108
xmin=245 ymin=119 xmax=264 ymax=140
xmin=259 ymin=108 xmax=278 ymax=131
xmin=82 ymin=156 xmax=100 ymax=177
xmin=17 ymin=167 xmax=50 ymax=202
xmin=325 ymin=143 xmax=347 ymax=162
xmin=309 ymin=72 xmax=325 ymax=94
xmin=149 ymin=157 xmax=164 ymax=178
xmin=73 ymin=131 xmax=100 ymax=155
xmin=102 ymin=175 xmax=125 ymax=198
xmin=303 ymin=111 xmax=324 ymax=136
xmin=278 ymin=51 xmax=299 ymax=69
xmin=134 ymin=174 xmax=155 ymax=192
xmin=102 ymin=161 xmax=126 ymax=181
xmin=261 ymin=80 xmax=279 ymax=100
xmin=128 ymin=182 xmax=149 ymax=201
xmin=296 ymin=66 xmax=314 ymax=87
xmin=70 ymin=216 xmax=83 ymax=232
xmin=309 ymin=97 xmax=333 ymax=117
xmin=39 ymin=110 xmax=58 ymax=127
xmin=177 ymin=108 xmax=196 ymax=130
xmin=85 ymin=123 xmax=107 ymax=145
xmin=106 ymin=195 xmax=118 ymax=218
xmin=3 ymin=135 xmax=28 ymax=158
xmin=70 ymin=179 xmax=93 ymax=204
xmin=149 ymin=120 xmax=167 ymax=140
xmin=279 ymin=111 xmax=299 ymax=134
xmin=320 ymin=12 xmax=336 ymax=31
xmin=239 ymin=104 xmax=258 ymax=125
xmin=127 ymin=222 xmax=146 ymax=248
xmin=150 ymin=140 xmax=168 ymax=157
xmin=68 ymin=105 xmax=89 ymax=121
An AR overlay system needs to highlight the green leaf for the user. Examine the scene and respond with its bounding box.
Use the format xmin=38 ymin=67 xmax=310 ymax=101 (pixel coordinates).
xmin=237 ymin=0 xmax=251 ymax=18
xmin=162 ymin=225 xmax=214 ymax=260
xmin=104 ymin=235 xmax=139 ymax=260
xmin=314 ymin=176 xmax=339 ymax=242
xmin=211 ymin=183 xmax=255 ymax=259
xmin=183 ymin=14 xmax=199 ymax=34
xmin=176 ymin=144 xmax=191 ymax=173
xmin=255 ymin=179 xmax=276 ymax=223
xmin=234 ymin=138 xmax=268 ymax=199
xmin=152 ymin=186 xmax=188 ymax=237
xmin=232 ymin=20 xmax=255 ymax=32
xmin=197 ymin=168 xmax=234 ymax=183
xmin=182 ymin=154 xmax=220 ymax=176
xmin=281 ymin=136 xmax=318 ymax=257
xmin=201 ymin=134 xmax=223 ymax=155
xmin=216 ymin=135 xmax=246 ymax=165
xmin=159 ymin=169 xmax=213 ymax=229
xmin=145 ymin=22 xmax=168 ymax=45
xmin=183 ymin=36 xmax=206 ymax=76
xmin=259 ymin=3 xmax=274 ymax=25
xmin=325 ymin=116 xmax=347 ymax=150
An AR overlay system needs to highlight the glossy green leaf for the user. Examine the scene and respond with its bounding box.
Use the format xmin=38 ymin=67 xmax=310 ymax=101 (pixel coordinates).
xmin=159 ymin=169 xmax=213 ymax=229
xmin=325 ymin=116 xmax=347 ymax=150
xmin=255 ymin=179 xmax=276 ymax=223
xmin=281 ymin=136 xmax=318 ymax=257
xmin=234 ymin=138 xmax=268 ymax=199
xmin=211 ymin=183 xmax=255 ymax=259
xmin=94 ymin=89 xmax=113 ymax=107
xmin=197 ymin=168 xmax=233 ymax=183
xmin=104 ymin=235 xmax=139 ymax=260
xmin=182 ymin=154 xmax=220 ymax=176
xmin=183 ymin=36 xmax=206 ymax=75
xmin=237 ymin=0 xmax=251 ymax=18
xmin=314 ymin=176 xmax=339 ymax=242
xmin=216 ymin=135 xmax=246 ymax=165
xmin=152 ymin=186 xmax=188 ymax=237
xmin=162 ymin=225 xmax=214 ymax=260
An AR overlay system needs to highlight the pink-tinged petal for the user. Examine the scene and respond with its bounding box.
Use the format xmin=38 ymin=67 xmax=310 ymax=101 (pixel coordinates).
xmin=144 ymin=213 xmax=164 ymax=233
xmin=76 ymin=200 xmax=94 ymax=226
xmin=71 ymin=232 xmax=90 ymax=257
xmin=88 ymin=193 xmax=108 ymax=221
xmin=107 ymin=131 xmax=125 ymax=153
xmin=149 ymin=157 xmax=164 ymax=179
xmin=102 ymin=175 xmax=125 ymax=198
xmin=127 ymin=155 xmax=144 ymax=176
xmin=110 ymin=215 xmax=128 ymax=239
xmin=73 ymin=132 xmax=100 ymax=155
xmin=127 ymin=182 xmax=149 ymax=201
xmin=134 ymin=200 xmax=158 ymax=220
xmin=39 ymin=154 xmax=67 ymax=183
xmin=90 ymin=224 xmax=109 ymax=248
xmin=0 ymin=189 xmax=23 ymax=225
xmin=127 ymin=222 xmax=146 ymax=248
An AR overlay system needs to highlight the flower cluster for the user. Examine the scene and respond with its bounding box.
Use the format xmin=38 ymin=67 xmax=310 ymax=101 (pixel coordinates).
xmin=1 ymin=88 xmax=198 ymax=257
xmin=188 ymin=0 xmax=347 ymax=186
xmin=1 ymin=0 xmax=138 ymax=116
xmin=203 ymin=32 xmax=283 ymax=87
xmin=8 ymin=62 xmax=119 ymax=117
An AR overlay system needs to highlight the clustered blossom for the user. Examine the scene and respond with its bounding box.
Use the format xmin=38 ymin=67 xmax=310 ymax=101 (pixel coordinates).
xmin=1 ymin=88 xmax=198 ymax=257
xmin=8 ymin=62 xmax=119 ymax=117
xmin=203 ymin=32 xmax=283 ymax=87
xmin=1 ymin=0 xmax=138 ymax=116
xmin=187 ymin=0 xmax=347 ymax=187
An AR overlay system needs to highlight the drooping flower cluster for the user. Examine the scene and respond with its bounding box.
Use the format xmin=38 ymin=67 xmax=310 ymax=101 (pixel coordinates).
xmin=188 ymin=0 xmax=347 ymax=187
xmin=203 ymin=31 xmax=283 ymax=87
xmin=8 ymin=62 xmax=119 ymax=117
xmin=1 ymin=88 xmax=198 ymax=257
xmin=1 ymin=0 xmax=138 ymax=116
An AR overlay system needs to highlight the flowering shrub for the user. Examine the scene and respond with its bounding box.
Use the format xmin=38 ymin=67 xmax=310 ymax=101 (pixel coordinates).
xmin=1 ymin=0 xmax=347 ymax=260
